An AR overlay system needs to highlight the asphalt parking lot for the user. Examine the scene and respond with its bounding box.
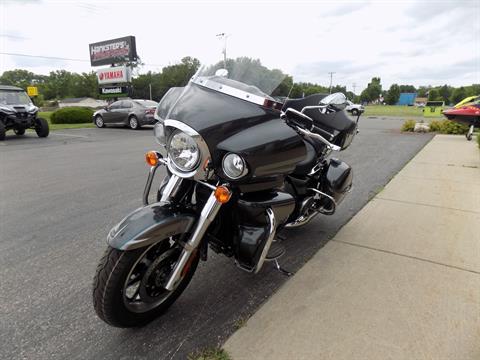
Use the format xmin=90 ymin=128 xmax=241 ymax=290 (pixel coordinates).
xmin=0 ymin=118 xmax=433 ymax=360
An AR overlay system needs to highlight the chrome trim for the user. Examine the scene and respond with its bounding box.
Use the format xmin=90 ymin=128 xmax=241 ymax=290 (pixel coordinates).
xmin=164 ymin=119 xmax=212 ymax=180
xmin=142 ymin=155 xmax=167 ymax=206
xmin=222 ymin=153 xmax=249 ymax=180
xmin=164 ymin=190 xmax=223 ymax=291
xmin=284 ymin=210 xmax=319 ymax=228
xmin=159 ymin=174 xmax=183 ymax=203
xmin=296 ymin=127 xmax=342 ymax=152
xmin=300 ymin=105 xmax=328 ymax=113
xmin=308 ymin=162 xmax=323 ymax=176
xmin=192 ymin=76 xmax=268 ymax=107
xmin=143 ymin=164 xmax=159 ymax=206
xmin=284 ymin=108 xmax=314 ymax=129
xmin=254 ymin=208 xmax=276 ymax=274
xmin=308 ymin=188 xmax=337 ymax=215
xmin=196 ymin=180 xmax=217 ymax=191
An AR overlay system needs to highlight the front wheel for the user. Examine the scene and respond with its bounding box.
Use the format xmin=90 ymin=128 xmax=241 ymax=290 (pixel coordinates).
xmin=95 ymin=115 xmax=105 ymax=128
xmin=351 ymin=108 xmax=359 ymax=116
xmin=129 ymin=116 xmax=140 ymax=130
xmin=35 ymin=117 xmax=49 ymax=138
xmin=92 ymin=237 xmax=199 ymax=328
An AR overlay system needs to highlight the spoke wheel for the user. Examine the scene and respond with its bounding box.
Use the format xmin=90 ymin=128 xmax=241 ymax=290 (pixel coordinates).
xmin=123 ymin=240 xmax=181 ymax=313
xmin=93 ymin=235 xmax=199 ymax=328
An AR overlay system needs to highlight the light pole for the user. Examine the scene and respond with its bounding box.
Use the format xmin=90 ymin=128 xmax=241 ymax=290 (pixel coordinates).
xmin=328 ymin=72 xmax=336 ymax=94
xmin=216 ymin=32 xmax=228 ymax=68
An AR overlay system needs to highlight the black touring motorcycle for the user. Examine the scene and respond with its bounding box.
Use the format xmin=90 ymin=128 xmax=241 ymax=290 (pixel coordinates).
xmin=93 ymin=58 xmax=360 ymax=328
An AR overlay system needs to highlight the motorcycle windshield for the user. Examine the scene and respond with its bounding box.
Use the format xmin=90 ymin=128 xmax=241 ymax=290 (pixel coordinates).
xmin=156 ymin=57 xmax=292 ymax=121
xmin=192 ymin=58 xmax=290 ymax=103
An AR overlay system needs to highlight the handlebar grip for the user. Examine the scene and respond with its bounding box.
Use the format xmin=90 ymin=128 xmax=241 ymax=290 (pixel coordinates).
xmin=311 ymin=125 xmax=334 ymax=141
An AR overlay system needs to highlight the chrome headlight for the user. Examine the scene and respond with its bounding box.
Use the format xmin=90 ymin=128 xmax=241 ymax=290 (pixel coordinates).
xmin=222 ymin=153 xmax=248 ymax=179
xmin=168 ymin=130 xmax=200 ymax=171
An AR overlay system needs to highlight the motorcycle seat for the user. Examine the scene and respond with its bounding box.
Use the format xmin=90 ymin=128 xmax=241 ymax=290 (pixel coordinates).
xmin=293 ymin=141 xmax=318 ymax=175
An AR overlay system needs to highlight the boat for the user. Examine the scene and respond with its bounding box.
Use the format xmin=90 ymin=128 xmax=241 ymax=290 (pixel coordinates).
xmin=442 ymin=96 xmax=479 ymax=140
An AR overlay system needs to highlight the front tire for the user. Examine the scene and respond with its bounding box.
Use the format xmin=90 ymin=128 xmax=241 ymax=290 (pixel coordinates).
xmin=0 ymin=122 xmax=5 ymax=140
xmin=129 ymin=116 xmax=140 ymax=130
xmin=95 ymin=115 xmax=105 ymax=128
xmin=351 ymin=108 xmax=359 ymax=116
xmin=35 ymin=117 xmax=49 ymax=138
xmin=93 ymin=239 xmax=199 ymax=328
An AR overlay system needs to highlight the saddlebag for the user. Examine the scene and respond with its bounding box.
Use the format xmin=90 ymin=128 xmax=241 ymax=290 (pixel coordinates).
xmin=234 ymin=191 xmax=295 ymax=271
xmin=324 ymin=158 xmax=353 ymax=205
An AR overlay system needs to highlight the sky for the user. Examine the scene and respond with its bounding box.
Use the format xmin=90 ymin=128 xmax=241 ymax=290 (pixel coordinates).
xmin=1 ymin=0 xmax=479 ymax=93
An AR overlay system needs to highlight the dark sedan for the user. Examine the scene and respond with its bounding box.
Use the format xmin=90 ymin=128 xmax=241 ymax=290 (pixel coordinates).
xmin=93 ymin=99 xmax=158 ymax=130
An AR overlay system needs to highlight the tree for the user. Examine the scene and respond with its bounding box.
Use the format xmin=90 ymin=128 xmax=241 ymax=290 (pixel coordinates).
xmin=385 ymin=84 xmax=400 ymax=105
xmin=399 ymin=85 xmax=416 ymax=93
xmin=428 ymin=89 xmax=441 ymax=101
xmin=0 ymin=69 xmax=44 ymax=89
xmin=450 ymin=87 xmax=467 ymax=105
xmin=437 ymin=85 xmax=453 ymax=104
xmin=417 ymin=86 xmax=431 ymax=98
xmin=360 ymin=77 xmax=382 ymax=103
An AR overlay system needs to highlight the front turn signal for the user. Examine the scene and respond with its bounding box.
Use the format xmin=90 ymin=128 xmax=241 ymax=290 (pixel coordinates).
xmin=145 ymin=151 xmax=159 ymax=167
xmin=215 ymin=185 xmax=232 ymax=204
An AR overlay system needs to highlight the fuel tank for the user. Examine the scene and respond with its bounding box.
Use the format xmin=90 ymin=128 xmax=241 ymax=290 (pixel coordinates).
xmin=167 ymin=83 xmax=307 ymax=189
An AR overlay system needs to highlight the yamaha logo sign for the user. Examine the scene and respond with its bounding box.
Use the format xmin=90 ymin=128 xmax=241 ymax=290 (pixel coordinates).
xmin=96 ymin=66 xmax=131 ymax=85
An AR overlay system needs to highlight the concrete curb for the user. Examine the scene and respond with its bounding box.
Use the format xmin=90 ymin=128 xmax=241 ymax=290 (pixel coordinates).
xmin=224 ymin=135 xmax=480 ymax=360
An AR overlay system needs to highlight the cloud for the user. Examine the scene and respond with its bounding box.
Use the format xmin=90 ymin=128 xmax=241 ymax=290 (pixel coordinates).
xmin=318 ymin=1 xmax=370 ymax=16
xmin=393 ymin=57 xmax=480 ymax=84
xmin=0 ymin=32 xmax=29 ymax=41
xmin=10 ymin=54 xmax=66 ymax=69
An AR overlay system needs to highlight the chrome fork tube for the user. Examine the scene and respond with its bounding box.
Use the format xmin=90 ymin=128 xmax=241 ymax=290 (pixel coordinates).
xmin=164 ymin=190 xmax=222 ymax=291
xmin=160 ymin=174 xmax=183 ymax=203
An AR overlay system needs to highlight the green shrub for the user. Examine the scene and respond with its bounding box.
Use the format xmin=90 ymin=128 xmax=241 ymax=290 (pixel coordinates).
xmin=401 ymin=119 xmax=416 ymax=132
xmin=439 ymin=120 xmax=469 ymax=134
xmin=429 ymin=119 xmax=443 ymax=132
xmin=50 ymin=107 xmax=94 ymax=124
xmin=428 ymin=119 xmax=469 ymax=135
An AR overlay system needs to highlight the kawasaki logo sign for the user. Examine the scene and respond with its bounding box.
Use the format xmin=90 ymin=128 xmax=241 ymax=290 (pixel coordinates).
xmin=97 ymin=66 xmax=131 ymax=85
xmin=99 ymin=86 xmax=128 ymax=95
xmin=89 ymin=36 xmax=137 ymax=67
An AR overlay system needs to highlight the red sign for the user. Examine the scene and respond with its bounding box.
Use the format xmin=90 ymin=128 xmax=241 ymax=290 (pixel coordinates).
xmin=96 ymin=66 xmax=131 ymax=85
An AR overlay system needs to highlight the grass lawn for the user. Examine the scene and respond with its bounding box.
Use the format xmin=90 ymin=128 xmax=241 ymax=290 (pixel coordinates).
xmin=38 ymin=111 xmax=94 ymax=130
xmin=363 ymin=105 xmax=442 ymax=118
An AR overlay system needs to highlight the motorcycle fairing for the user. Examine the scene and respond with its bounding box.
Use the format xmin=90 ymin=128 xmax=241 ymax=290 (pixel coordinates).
xmin=107 ymin=203 xmax=196 ymax=250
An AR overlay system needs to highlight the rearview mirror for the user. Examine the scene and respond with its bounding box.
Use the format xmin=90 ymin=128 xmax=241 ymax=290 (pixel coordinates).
xmin=321 ymin=92 xmax=347 ymax=107
xmin=215 ymin=68 xmax=229 ymax=77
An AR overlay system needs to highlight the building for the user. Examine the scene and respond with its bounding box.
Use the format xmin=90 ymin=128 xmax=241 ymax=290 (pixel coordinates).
xmin=396 ymin=93 xmax=417 ymax=106
xmin=58 ymin=97 xmax=107 ymax=109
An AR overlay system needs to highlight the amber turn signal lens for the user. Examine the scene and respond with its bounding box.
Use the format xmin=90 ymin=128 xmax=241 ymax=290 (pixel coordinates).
xmin=214 ymin=186 xmax=232 ymax=204
xmin=145 ymin=151 xmax=159 ymax=166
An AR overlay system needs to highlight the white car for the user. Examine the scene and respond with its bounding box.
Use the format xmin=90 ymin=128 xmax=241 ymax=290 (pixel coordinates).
xmin=345 ymin=100 xmax=364 ymax=116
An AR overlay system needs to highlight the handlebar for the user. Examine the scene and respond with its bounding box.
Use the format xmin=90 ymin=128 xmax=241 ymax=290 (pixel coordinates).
xmin=281 ymin=107 xmax=341 ymax=152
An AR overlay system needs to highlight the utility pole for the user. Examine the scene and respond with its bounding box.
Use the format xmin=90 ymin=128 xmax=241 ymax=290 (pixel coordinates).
xmin=352 ymin=83 xmax=357 ymax=96
xmin=216 ymin=32 xmax=228 ymax=68
xmin=149 ymin=83 xmax=152 ymax=100
xmin=328 ymin=72 xmax=336 ymax=94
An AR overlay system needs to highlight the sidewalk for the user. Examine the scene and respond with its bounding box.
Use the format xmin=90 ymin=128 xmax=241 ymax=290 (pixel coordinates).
xmin=224 ymin=135 xmax=480 ymax=360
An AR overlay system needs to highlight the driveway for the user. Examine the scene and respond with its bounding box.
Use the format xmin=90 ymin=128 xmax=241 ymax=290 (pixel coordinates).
xmin=0 ymin=118 xmax=433 ymax=359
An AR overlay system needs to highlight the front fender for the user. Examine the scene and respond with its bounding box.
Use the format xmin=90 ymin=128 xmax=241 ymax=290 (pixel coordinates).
xmin=107 ymin=203 xmax=197 ymax=251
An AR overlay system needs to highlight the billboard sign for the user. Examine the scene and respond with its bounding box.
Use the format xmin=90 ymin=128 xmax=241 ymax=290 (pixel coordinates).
xmin=89 ymin=36 xmax=137 ymax=66
xmin=99 ymin=86 xmax=129 ymax=97
xmin=96 ymin=66 xmax=131 ymax=85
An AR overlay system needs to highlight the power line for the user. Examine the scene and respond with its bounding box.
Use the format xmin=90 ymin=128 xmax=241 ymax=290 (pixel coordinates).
xmin=328 ymin=72 xmax=336 ymax=94
xmin=1 ymin=52 xmax=89 ymax=62
xmin=0 ymin=52 xmax=165 ymax=67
